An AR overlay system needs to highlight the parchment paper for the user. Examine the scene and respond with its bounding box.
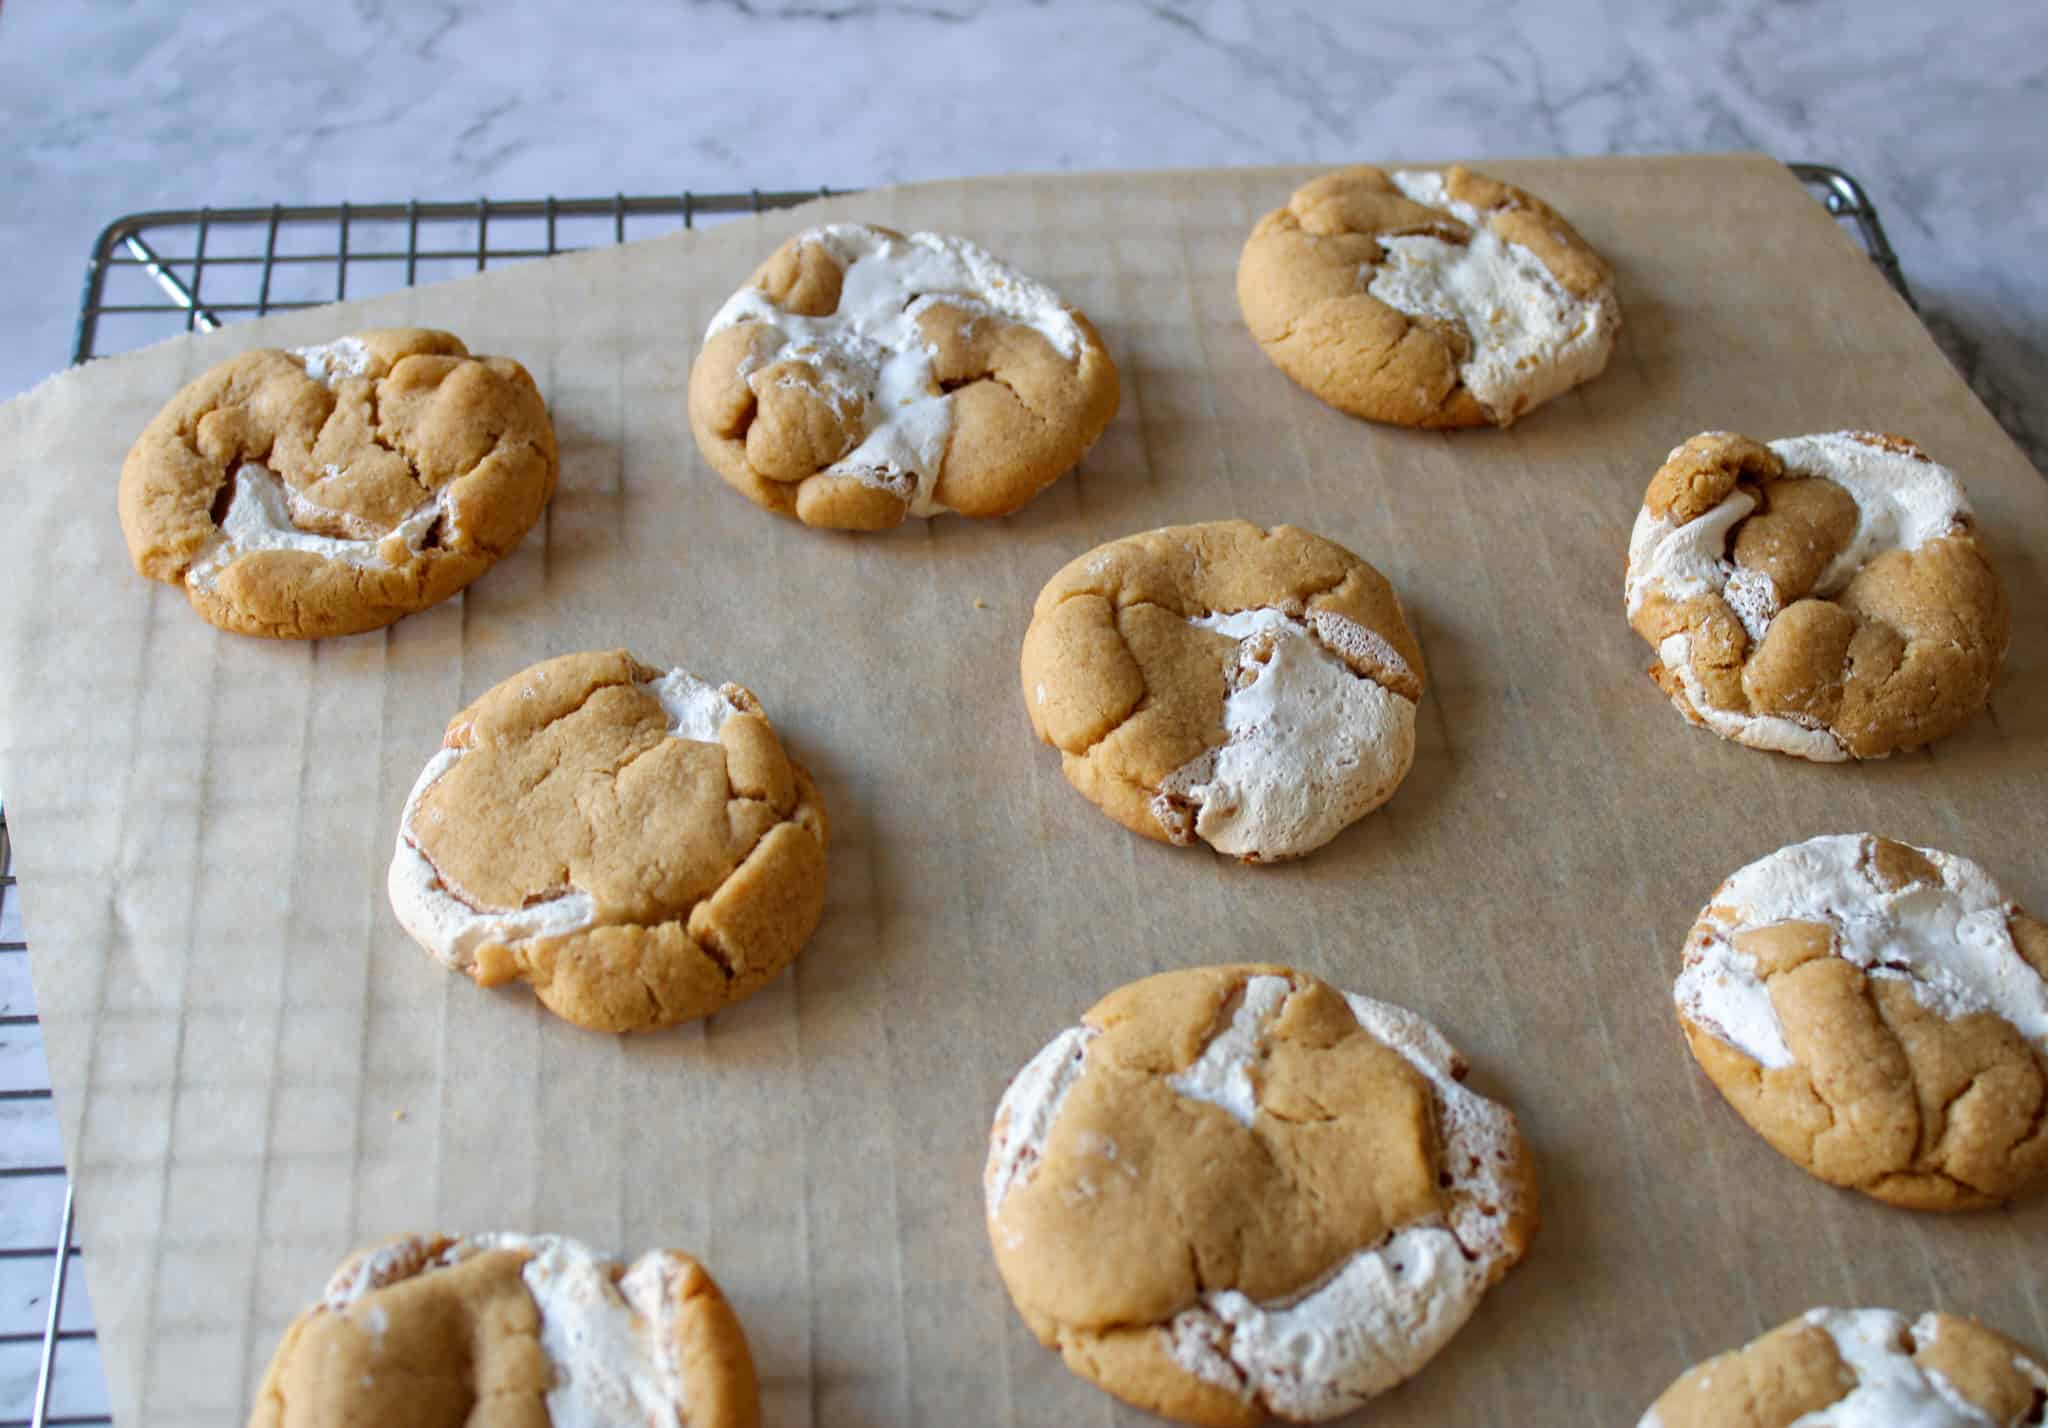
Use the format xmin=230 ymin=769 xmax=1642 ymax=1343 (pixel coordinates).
xmin=2 ymin=155 xmax=2045 ymax=1428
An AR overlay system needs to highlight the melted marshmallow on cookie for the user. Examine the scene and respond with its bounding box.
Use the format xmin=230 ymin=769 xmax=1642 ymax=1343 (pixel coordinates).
xmin=705 ymin=224 xmax=1084 ymax=517
xmin=1164 ymin=990 xmax=1527 ymax=1420
xmin=185 ymin=339 xmax=449 ymax=593
xmin=1625 ymin=433 xmax=1972 ymax=761
xmin=1152 ymin=608 xmax=1417 ymax=861
xmin=327 ymin=1234 xmax=692 ymax=1428
xmin=1676 ymin=834 xmax=2048 ymax=1071
xmin=185 ymin=462 xmax=448 ymax=592
xmin=1639 ymin=1309 xmax=2048 ymax=1428
xmin=987 ymin=979 xmax=1530 ymax=1423
xmin=1366 ymin=169 xmax=1619 ymax=424
xmin=385 ymin=669 xmax=748 ymax=972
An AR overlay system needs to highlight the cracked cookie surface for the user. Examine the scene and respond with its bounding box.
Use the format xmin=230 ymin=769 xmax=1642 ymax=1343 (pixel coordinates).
xmin=1676 ymin=833 xmax=2048 ymax=1210
xmin=119 ymin=328 xmax=558 ymax=639
xmin=249 ymin=1231 xmax=760 ymax=1428
xmin=1640 ymin=1307 xmax=2048 ymax=1428
xmin=1236 ymin=165 xmax=1619 ymax=428
xmin=1625 ymin=430 xmax=2008 ymax=761
xmin=1021 ymin=520 xmax=1425 ymax=862
xmin=984 ymin=964 xmax=1538 ymax=1426
xmin=687 ymin=223 xmax=1119 ymax=530
xmin=386 ymin=649 xmax=829 ymax=1034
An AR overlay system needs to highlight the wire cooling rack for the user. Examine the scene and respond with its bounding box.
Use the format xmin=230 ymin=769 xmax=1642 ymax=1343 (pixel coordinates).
xmin=5 ymin=163 xmax=1909 ymax=1427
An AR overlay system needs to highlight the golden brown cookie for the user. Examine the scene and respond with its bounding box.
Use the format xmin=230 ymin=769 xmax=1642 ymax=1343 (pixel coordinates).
xmin=1675 ymin=833 xmax=2048 ymax=1210
xmin=1640 ymin=1307 xmax=2048 ymax=1428
xmin=1625 ymin=431 xmax=2008 ymax=760
xmin=985 ymin=965 xmax=1539 ymax=1426
xmin=1021 ymin=520 xmax=1425 ymax=862
xmin=687 ymin=223 xmax=1119 ymax=529
xmin=1236 ymin=165 xmax=1619 ymax=427
xmin=249 ymin=1232 xmax=760 ymax=1428
xmin=386 ymin=649 xmax=829 ymax=1034
xmin=119 ymin=328 xmax=558 ymax=639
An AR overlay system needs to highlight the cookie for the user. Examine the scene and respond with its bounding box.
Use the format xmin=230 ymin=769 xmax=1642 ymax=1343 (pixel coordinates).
xmin=119 ymin=328 xmax=558 ymax=639
xmin=249 ymin=1232 xmax=760 ymax=1428
xmin=1236 ymin=165 xmax=1619 ymax=427
xmin=386 ymin=649 xmax=829 ymax=1034
xmin=1675 ymin=833 xmax=2048 ymax=1210
xmin=985 ymin=965 xmax=1538 ymax=1426
xmin=1640 ymin=1307 xmax=2048 ymax=1428
xmin=687 ymin=223 xmax=1120 ymax=529
xmin=1021 ymin=520 xmax=1425 ymax=862
xmin=1625 ymin=431 xmax=2008 ymax=761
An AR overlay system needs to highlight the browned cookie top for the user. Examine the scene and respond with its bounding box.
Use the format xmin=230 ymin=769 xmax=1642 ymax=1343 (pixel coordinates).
xmin=249 ymin=1233 xmax=760 ymax=1428
xmin=688 ymin=223 xmax=1119 ymax=529
xmin=1626 ymin=431 xmax=2007 ymax=760
xmin=1640 ymin=1308 xmax=2047 ymax=1428
xmin=387 ymin=649 xmax=829 ymax=1034
xmin=986 ymin=965 xmax=1537 ymax=1425
xmin=1022 ymin=520 xmax=1425 ymax=862
xmin=119 ymin=327 xmax=558 ymax=638
xmin=1675 ymin=833 xmax=2048 ymax=1211
xmin=1237 ymin=165 xmax=1619 ymax=427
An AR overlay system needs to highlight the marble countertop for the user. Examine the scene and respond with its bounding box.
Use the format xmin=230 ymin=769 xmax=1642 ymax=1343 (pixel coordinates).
xmin=4 ymin=0 xmax=2045 ymax=469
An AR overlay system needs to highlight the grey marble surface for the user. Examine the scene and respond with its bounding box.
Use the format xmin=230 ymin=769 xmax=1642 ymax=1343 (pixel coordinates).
xmin=0 ymin=0 xmax=2042 ymax=1413
xmin=4 ymin=0 xmax=2046 ymax=465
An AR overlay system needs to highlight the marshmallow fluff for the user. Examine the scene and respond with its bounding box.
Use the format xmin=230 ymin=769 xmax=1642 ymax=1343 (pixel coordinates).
xmin=1366 ymin=169 xmax=1619 ymax=424
xmin=989 ymin=980 xmax=1528 ymax=1421
xmin=984 ymin=1025 xmax=1098 ymax=1221
xmin=705 ymin=224 xmax=1086 ymax=516
xmin=185 ymin=461 xmax=445 ymax=593
xmin=1676 ymin=834 xmax=2048 ymax=1071
xmin=325 ymin=1234 xmax=691 ymax=1428
xmin=386 ymin=669 xmax=749 ymax=971
xmin=293 ymin=336 xmax=374 ymax=383
xmin=1164 ymin=975 xmax=1292 ymax=1128
xmin=1165 ymin=990 xmax=1527 ymax=1418
xmin=1153 ymin=608 xmax=1417 ymax=861
xmin=1625 ymin=434 xmax=1972 ymax=760
xmin=1639 ymin=1309 xmax=2048 ymax=1428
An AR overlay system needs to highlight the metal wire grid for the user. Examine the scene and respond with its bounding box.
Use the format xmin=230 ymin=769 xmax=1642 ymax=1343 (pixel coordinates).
xmin=73 ymin=188 xmax=841 ymax=362
xmin=9 ymin=165 xmax=1908 ymax=1428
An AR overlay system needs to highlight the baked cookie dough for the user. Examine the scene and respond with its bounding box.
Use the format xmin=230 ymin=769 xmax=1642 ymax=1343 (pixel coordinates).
xmin=387 ymin=649 xmax=829 ymax=1034
xmin=249 ymin=1232 xmax=760 ymax=1428
xmin=119 ymin=328 xmax=558 ymax=639
xmin=687 ymin=223 xmax=1119 ymax=529
xmin=1640 ymin=1307 xmax=2048 ymax=1428
xmin=985 ymin=965 xmax=1538 ymax=1426
xmin=1625 ymin=431 xmax=2008 ymax=761
xmin=1676 ymin=833 xmax=2048 ymax=1210
xmin=1236 ymin=165 xmax=1619 ymax=427
xmin=1021 ymin=520 xmax=1425 ymax=862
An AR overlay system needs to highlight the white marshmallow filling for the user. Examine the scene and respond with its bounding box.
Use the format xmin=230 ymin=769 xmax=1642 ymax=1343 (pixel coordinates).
xmin=386 ymin=670 xmax=746 ymax=971
xmin=705 ymin=224 xmax=1086 ymax=517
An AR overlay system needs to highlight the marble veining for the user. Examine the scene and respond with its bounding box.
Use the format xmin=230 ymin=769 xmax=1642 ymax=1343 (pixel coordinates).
xmin=0 ymin=1 xmax=2043 ymax=468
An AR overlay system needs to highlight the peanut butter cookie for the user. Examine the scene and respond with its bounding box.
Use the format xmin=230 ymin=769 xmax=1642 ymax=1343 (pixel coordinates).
xmin=687 ymin=223 xmax=1119 ymax=529
xmin=1640 ymin=1308 xmax=2047 ymax=1428
xmin=250 ymin=1232 xmax=760 ymax=1428
xmin=1676 ymin=834 xmax=2048 ymax=1210
xmin=985 ymin=965 xmax=1538 ymax=1426
xmin=1021 ymin=520 xmax=1425 ymax=862
xmin=387 ymin=649 xmax=829 ymax=1034
xmin=1625 ymin=431 xmax=2008 ymax=760
xmin=119 ymin=328 xmax=558 ymax=639
xmin=1237 ymin=165 xmax=1619 ymax=427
